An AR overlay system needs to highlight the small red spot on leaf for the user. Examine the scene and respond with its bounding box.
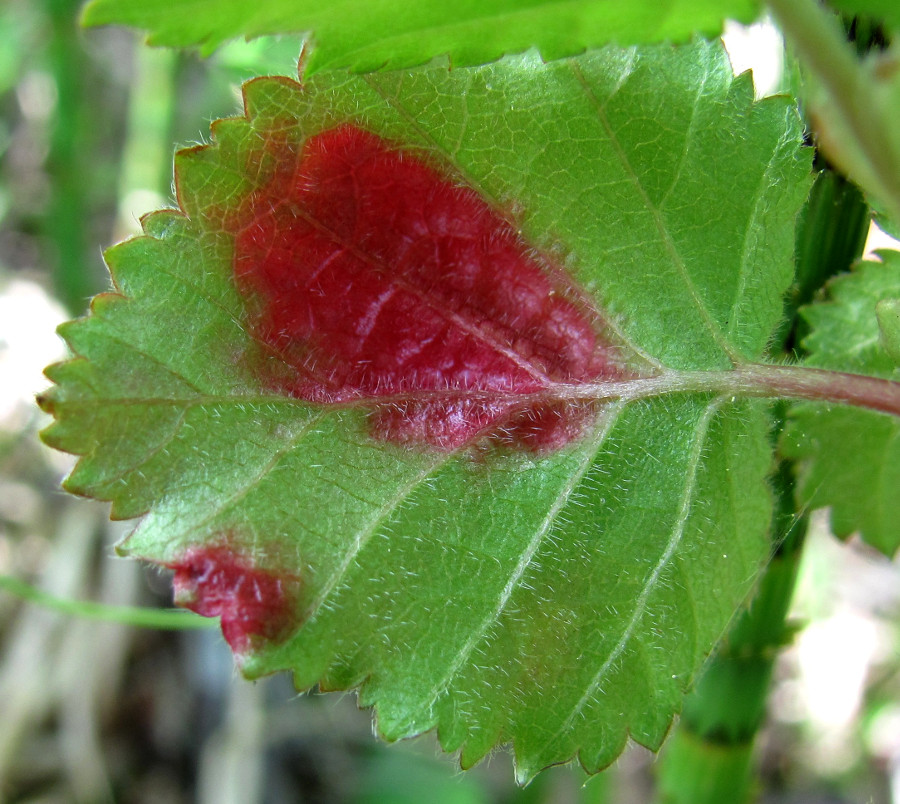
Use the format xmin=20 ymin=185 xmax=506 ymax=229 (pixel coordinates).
xmin=167 ymin=544 xmax=301 ymax=653
xmin=233 ymin=125 xmax=632 ymax=450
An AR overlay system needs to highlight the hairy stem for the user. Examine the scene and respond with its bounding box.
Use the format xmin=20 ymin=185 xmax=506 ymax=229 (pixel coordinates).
xmin=732 ymin=363 xmax=900 ymax=416
xmin=542 ymin=363 xmax=900 ymax=417
xmin=654 ymin=24 xmax=879 ymax=789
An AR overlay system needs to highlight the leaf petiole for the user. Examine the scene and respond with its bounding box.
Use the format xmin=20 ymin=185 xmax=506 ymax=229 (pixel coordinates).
xmin=455 ymin=364 xmax=900 ymax=417
xmin=731 ymin=362 xmax=900 ymax=417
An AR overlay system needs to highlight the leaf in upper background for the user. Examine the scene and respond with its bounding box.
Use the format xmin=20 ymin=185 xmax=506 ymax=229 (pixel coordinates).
xmin=772 ymin=0 xmax=900 ymax=229
xmin=782 ymin=252 xmax=900 ymax=556
xmin=81 ymin=0 xmax=760 ymax=72
xmin=39 ymin=42 xmax=810 ymax=779
xmin=829 ymin=0 xmax=900 ymax=30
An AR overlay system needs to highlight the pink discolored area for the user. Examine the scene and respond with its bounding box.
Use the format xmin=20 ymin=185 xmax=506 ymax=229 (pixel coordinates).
xmin=167 ymin=544 xmax=301 ymax=653
xmin=232 ymin=124 xmax=632 ymax=450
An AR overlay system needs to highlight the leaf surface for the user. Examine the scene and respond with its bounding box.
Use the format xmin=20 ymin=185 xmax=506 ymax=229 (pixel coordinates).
xmin=782 ymin=251 xmax=900 ymax=556
xmin=876 ymin=298 xmax=900 ymax=365
xmin=40 ymin=43 xmax=810 ymax=777
xmin=81 ymin=0 xmax=760 ymax=71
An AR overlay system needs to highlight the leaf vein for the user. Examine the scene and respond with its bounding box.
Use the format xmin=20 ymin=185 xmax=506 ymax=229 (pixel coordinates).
xmin=95 ymin=408 xmax=189 ymax=488
xmin=411 ymin=400 xmax=627 ymax=722
xmin=729 ymin=119 xmax=792 ymax=351
xmin=302 ymin=453 xmax=452 ymax=622
xmin=534 ymin=396 xmax=721 ymax=758
xmin=569 ymin=60 xmax=738 ymax=362
xmin=91 ymin=330 xmax=207 ymax=395
xmin=361 ymin=71 xmax=662 ymax=369
xmin=177 ymin=410 xmax=330 ymax=536
xmin=657 ymin=59 xmax=711 ymax=208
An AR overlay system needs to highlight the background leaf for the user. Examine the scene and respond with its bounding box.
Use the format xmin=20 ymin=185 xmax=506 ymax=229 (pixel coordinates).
xmin=782 ymin=252 xmax=900 ymax=556
xmin=81 ymin=0 xmax=760 ymax=72
xmin=829 ymin=0 xmax=900 ymax=30
xmin=40 ymin=43 xmax=809 ymax=777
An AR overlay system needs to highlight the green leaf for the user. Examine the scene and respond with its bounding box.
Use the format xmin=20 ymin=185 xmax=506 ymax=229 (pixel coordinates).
xmin=40 ymin=43 xmax=810 ymax=778
xmin=782 ymin=252 xmax=900 ymax=556
xmin=876 ymin=298 xmax=900 ymax=365
xmin=828 ymin=0 xmax=900 ymax=30
xmin=81 ymin=0 xmax=761 ymax=71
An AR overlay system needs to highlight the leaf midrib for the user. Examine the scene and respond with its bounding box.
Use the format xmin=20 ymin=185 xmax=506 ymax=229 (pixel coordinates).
xmin=58 ymin=367 xmax=778 ymax=414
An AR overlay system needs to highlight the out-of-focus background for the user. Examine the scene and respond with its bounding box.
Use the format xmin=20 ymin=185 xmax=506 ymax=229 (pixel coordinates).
xmin=0 ymin=2 xmax=898 ymax=801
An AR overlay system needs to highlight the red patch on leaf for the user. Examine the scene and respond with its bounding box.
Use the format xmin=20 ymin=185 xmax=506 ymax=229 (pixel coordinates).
xmin=232 ymin=125 xmax=632 ymax=450
xmin=167 ymin=544 xmax=301 ymax=653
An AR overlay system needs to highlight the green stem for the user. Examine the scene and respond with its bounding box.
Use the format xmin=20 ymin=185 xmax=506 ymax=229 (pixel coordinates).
xmin=0 ymin=573 xmax=218 ymax=629
xmin=42 ymin=0 xmax=101 ymax=313
xmin=115 ymin=45 xmax=178 ymax=236
xmin=771 ymin=165 xmax=871 ymax=355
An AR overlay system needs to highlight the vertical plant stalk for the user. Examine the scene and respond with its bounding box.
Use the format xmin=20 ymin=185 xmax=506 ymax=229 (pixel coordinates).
xmin=771 ymin=165 xmax=869 ymax=354
xmin=43 ymin=0 xmax=97 ymax=314
xmin=114 ymin=45 xmax=177 ymax=238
